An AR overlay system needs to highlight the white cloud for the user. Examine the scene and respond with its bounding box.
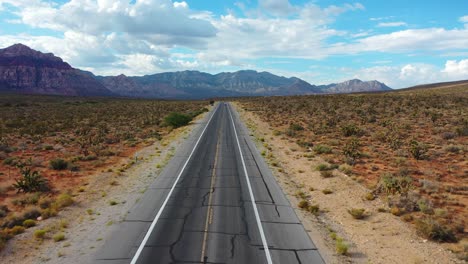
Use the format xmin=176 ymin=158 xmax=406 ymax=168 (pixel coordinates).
xmin=377 ymin=21 xmax=407 ymax=27
xmin=333 ymin=27 xmax=468 ymax=54
xmin=459 ymin=15 xmax=468 ymax=23
xmin=442 ymin=59 xmax=468 ymax=78
xmin=173 ymin=1 xmax=188 ymax=9
xmin=9 ymin=0 xmax=217 ymax=43
xmin=349 ymin=60 xmax=468 ymax=88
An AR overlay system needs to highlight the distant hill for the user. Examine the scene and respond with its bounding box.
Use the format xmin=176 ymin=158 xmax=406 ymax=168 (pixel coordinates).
xmin=0 ymin=44 xmax=113 ymax=97
xmin=322 ymin=79 xmax=392 ymax=94
xmin=0 ymin=44 xmax=393 ymax=98
xmin=97 ymin=70 xmax=323 ymax=99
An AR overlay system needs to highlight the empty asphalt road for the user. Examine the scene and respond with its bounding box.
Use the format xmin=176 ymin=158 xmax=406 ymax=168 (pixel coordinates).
xmin=95 ymin=103 xmax=324 ymax=264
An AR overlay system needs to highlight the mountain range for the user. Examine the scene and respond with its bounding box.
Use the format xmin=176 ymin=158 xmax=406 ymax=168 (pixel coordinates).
xmin=0 ymin=44 xmax=392 ymax=98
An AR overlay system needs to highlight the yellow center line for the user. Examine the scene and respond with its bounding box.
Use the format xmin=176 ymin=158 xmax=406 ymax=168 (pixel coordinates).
xmin=200 ymin=122 xmax=222 ymax=262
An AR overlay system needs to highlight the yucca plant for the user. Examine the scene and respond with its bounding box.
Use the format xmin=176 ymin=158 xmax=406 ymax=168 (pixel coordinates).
xmin=13 ymin=164 xmax=49 ymax=193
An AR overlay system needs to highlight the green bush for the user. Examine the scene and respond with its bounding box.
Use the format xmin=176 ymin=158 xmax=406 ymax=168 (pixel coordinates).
xmin=336 ymin=237 xmax=349 ymax=255
xmin=378 ymin=173 xmax=413 ymax=196
xmin=23 ymin=219 xmax=36 ymax=228
xmin=53 ymin=232 xmax=65 ymax=242
xmin=343 ymin=138 xmax=361 ymax=165
xmin=315 ymin=164 xmax=329 ymax=171
xmin=163 ymin=112 xmax=192 ymax=128
xmin=313 ymin=144 xmax=332 ymax=154
xmin=34 ymin=229 xmax=46 ymax=239
xmin=341 ymin=123 xmax=362 ymax=137
xmin=55 ymin=193 xmax=74 ymax=208
xmin=408 ymin=140 xmax=428 ymax=160
xmin=49 ymin=158 xmax=68 ymax=170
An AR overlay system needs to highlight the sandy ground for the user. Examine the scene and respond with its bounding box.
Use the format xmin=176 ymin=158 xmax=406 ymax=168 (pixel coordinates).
xmin=0 ymin=111 xmax=209 ymax=264
xmin=233 ymin=102 xmax=463 ymax=264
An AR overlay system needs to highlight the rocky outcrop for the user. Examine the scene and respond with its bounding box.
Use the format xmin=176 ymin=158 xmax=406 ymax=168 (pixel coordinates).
xmin=0 ymin=44 xmax=113 ymax=96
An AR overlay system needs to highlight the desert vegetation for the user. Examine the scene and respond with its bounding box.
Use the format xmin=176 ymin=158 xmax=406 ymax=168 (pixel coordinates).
xmin=0 ymin=94 xmax=208 ymax=250
xmin=238 ymin=84 xmax=467 ymax=245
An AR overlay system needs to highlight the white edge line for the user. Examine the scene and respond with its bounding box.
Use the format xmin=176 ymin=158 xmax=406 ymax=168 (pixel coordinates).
xmin=227 ymin=104 xmax=273 ymax=264
xmin=130 ymin=104 xmax=220 ymax=264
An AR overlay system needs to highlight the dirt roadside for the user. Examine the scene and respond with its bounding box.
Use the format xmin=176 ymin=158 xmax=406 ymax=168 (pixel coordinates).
xmin=233 ymin=102 xmax=462 ymax=264
xmin=0 ymin=110 xmax=210 ymax=264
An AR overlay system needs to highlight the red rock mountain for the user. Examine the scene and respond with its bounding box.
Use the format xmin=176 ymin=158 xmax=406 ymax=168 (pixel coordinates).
xmin=0 ymin=44 xmax=393 ymax=98
xmin=0 ymin=44 xmax=113 ymax=96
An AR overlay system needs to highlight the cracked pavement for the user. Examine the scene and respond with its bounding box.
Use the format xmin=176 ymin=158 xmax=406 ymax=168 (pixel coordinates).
xmin=94 ymin=103 xmax=324 ymax=264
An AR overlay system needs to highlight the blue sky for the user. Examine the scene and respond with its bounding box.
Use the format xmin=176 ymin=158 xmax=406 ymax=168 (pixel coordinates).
xmin=0 ymin=0 xmax=467 ymax=88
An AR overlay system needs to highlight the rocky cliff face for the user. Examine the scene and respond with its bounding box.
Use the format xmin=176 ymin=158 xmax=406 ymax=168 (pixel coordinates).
xmin=0 ymin=44 xmax=113 ymax=96
xmin=323 ymin=79 xmax=392 ymax=94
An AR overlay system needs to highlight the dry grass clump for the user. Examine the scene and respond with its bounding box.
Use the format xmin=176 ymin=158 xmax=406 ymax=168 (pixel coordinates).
xmin=348 ymin=208 xmax=367 ymax=220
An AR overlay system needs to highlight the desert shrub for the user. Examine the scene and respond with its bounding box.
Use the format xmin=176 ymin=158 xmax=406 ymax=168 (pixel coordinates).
xmin=2 ymin=214 xmax=25 ymax=228
xmin=49 ymin=158 xmax=68 ymax=170
xmin=3 ymin=157 xmax=17 ymax=166
xmin=315 ymin=164 xmax=330 ymax=171
xmin=8 ymin=226 xmax=25 ymax=235
xmin=38 ymin=197 xmax=53 ymax=209
xmin=308 ymin=204 xmax=320 ymax=215
xmin=23 ymin=219 xmax=36 ymax=228
xmin=390 ymin=207 xmax=403 ymax=216
xmin=34 ymin=229 xmax=46 ymax=239
xmin=313 ymin=144 xmax=332 ymax=154
xmin=348 ymin=208 xmax=367 ymax=219
xmin=40 ymin=208 xmax=58 ymax=219
xmin=408 ymin=140 xmax=428 ymax=160
xmin=163 ymin=112 xmax=192 ymax=128
xmin=320 ymin=171 xmax=334 ymax=178
xmin=298 ymin=200 xmax=309 ymax=209
xmin=335 ymin=237 xmax=349 ymax=255
xmin=441 ymin=132 xmax=456 ymax=140
xmin=417 ymin=199 xmax=434 ymax=215
xmin=13 ymin=165 xmax=49 ymax=193
xmin=55 ymin=193 xmax=74 ymax=208
xmin=289 ymin=123 xmax=304 ymax=131
xmin=343 ymin=138 xmax=361 ymax=165
xmin=378 ymin=173 xmax=413 ymax=196
xmin=22 ymin=207 xmax=41 ymax=220
xmin=338 ymin=164 xmax=352 ymax=174
xmin=53 ymin=232 xmax=65 ymax=242
xmin=341 ymin=123 xmax=362 ymax=137
xmin=455 ymin=120 xmax=468 ymax=136
xmin=402 ymin=214 xmax=414 ymax=222
xmin=322 ymin=189 xmax=333 ymax=194
xmin=364 ymin=192 xmax=375 ymax=201
xmin=415 ymin=217 xmax=457 ymax=242
xmin=445 ymin=145 xmax=462 ymax=153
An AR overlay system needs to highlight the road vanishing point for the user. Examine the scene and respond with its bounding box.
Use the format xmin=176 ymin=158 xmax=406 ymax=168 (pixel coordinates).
xmin=95 ymin=102 xmax=324 ymax=264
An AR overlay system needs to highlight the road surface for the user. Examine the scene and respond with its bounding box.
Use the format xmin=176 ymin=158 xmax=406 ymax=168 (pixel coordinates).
xmin=95 ymin=103 xmax=324 ymax=264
